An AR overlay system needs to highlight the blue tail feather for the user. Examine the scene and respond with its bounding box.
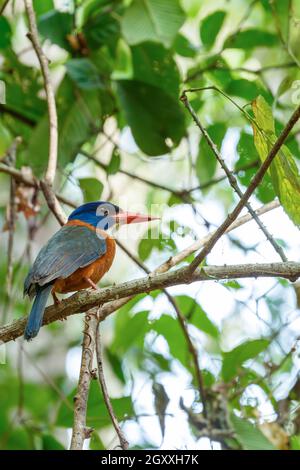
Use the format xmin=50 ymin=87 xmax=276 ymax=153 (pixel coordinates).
xmin=24 ymin=284 xmax=53 ymax=341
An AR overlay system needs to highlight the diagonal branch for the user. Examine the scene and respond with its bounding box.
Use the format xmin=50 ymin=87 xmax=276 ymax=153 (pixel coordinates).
xmin=181 ymin=92 xmax=287 ymax=262
xmin=181 ymin=91 xmax=300 ymax=274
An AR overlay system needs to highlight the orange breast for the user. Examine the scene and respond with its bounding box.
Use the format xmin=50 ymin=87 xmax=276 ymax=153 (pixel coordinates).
xmin=53 ymin=220 xmax=116 ymax=294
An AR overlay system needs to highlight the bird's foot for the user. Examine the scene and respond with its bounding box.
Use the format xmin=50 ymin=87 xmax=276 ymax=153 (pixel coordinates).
xmin=84 ymin=277 xmax=100 ymax=291
xmin=52 ymin=292 xmax=61 ymax=305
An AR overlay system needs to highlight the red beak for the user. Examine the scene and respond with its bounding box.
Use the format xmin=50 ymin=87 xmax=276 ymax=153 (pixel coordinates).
xmin=112 ymin=211 xmax=160 ymax=224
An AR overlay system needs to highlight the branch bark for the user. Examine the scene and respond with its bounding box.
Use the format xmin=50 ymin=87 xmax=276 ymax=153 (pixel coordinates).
xmin=70 ymin=311 xmax=98 ymax=450
xmin=1 ymin=261 xmax=299 ymax=344
xmin=95 ymin=321 xmax=129 ymax=450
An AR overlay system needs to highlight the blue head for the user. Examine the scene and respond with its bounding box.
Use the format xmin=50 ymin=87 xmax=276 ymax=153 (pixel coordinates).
xmin=68 ymin=201 xmax=157 ymax=230
xmin=68 ymin=201 xmax=120 ymax=230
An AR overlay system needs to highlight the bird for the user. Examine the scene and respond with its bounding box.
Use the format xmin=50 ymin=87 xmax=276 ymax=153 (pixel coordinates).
xmin=23 ymin=201 xmax=157 ymax=341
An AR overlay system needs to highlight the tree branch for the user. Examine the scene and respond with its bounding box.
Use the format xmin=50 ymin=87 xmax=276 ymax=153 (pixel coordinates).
xmin=70 ymin=311 xmax=97 ymax=450
xmin=181 ymin=91 xmax=300 ymax=274
xmin=24 ymin=0 xmax=65 ymax=225
xmin=95 ymin=321 xmax=129 ymax=450
xmin=0 ymin=163 xmax=76 ymax=209
xmin=181 ymin=94 xmax=287 ymax=262
xmin=1 ymin=261 xmax=300 ymax=344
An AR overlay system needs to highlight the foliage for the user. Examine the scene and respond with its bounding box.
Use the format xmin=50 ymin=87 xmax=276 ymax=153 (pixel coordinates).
xmin=0 ymin=0 xmax=300 ymax=451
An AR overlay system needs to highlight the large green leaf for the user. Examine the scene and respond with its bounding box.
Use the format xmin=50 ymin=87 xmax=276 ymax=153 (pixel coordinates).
xmin=27 ymin=79 xmax=102 ymax=172
xmin=173 ymin=33 xmax=197 ymax=58
xmin=221 ymin=339 xmax=269 ymax=382
xmin=231 ymin=414 xmax=275 ymax=450
xmin=224 ymin=29 xmax=279 ymax=49
xmin=83 ymin=8 xmax=120 ymax=48
xmin=200 ymin=11 xmax=226 ymax=49
xmin=66 ymin=59 xmax=103 ymax=90
xmin=79 ymin=178 xmax=103 ymax=202
xmin=196 ymin=123 xmax=226 ymax=185
xmin=252 ymin=95 xmax=300 ymax=226
xmin=131 ymin=42 xmax=180 ymax=98
xmin=175 ymin=295 xmax=219 ymax=338
xmin=0 ymin=17 xmax=11 ymax=49
xmin=38 ymin=10 xmax=73 ymax=50
xmin=152 ymin=314 xmax=190 ymax=370
xmin=226 ymin=78 xmax=269 ymax=102
xmin=111 ymin=311 xmax=150 ymax=354
xmin=121 ymin=0 xmax=184 ymax=48
xmin=33 ymin=0 xmax=54 ymax=16
xmin=116 ymin=80 xmax=186 ymax=156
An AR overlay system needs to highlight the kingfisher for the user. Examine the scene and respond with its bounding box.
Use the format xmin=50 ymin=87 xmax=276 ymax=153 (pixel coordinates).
xmin=24 ymin=201 xmax=156 ymax=341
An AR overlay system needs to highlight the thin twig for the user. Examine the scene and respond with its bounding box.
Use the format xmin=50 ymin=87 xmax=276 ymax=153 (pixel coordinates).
xmin=95 ymin=319 xmax=129 ymax=450
xmin=24 ymin=0 xmax=66 ymax=225
xmin=24 ymin=0 xmax=57 ymax=186
xmin=181 ymin=92 xmax=300 ymax=275
xmin=0 ymin=0 xmax=10 ymax=15
xmin=181 ymin=92 xmax=287 ymax=262
xmin=0 ymin=162 xmax=76 ymax=208
xmin=70 ymin=310 xmax=98 ymax=450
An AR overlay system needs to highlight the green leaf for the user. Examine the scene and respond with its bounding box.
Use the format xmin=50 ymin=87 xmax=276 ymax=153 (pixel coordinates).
xmin=79 ymin=177 xmax=103 ymax=202
xmin=0 ymin=123 xmax=12 ymax=155
xmin=231 ymin=414 xmax=275 ymax=450
xmin=121 ymin=0 xmax=185 ymax=48
xmin=0 ymin=17 xmax=11 ymax=49
xmin=222 ymin=339 xmax=269 ymax=382
xmin=38 ymin=10 xmax=73 ymax=50
xmin=235 ymin=131 xmax=275 ymax=203
xmin=252 ymin=95 xmax=300 ymax=226
xmin=290 ymin=435 xmax=300 ymax=450
xmin=226 ymin=79 xmax=263 ymax=101
xmin=33 ymin=0 xmax=54 ymax=16
xmin=152 ymin=314 xmax=190 ymax=369
xmin=41 ymin=434 xmax=64 ymax=450
xmin=112 ymin=39 xmax=133 ymax=80
xmin=90 ymin=431 xmax=105 ymax=450
xmin=105 ymin=347 xmax=126 ymax=384
xmin=116 ymin=80 xmax=186 ymax=156
xmin=107 ymin=150 xmax=121 ymax=175
xmin=224 ymin=29 xmax=279 ymax=49
xmin=196 ymin=123 xmax=226 ymax=185
xmin=175 ymin=296 xmax=219 ymax=338
xmin=138 ymin=229 xmax=176 ymax=261
xmin=28 ymin=79 xmax=102 ymax=172
xmin=270 ymin=0 xmax=291 ymax=43
xmin=131 ymin=42 xmax=180 ymax=99
xmin=66 ymin=59 xmax=103 ymax=90
xmin=111 ymin=311 xmax=150 ymax=354
xmin=83 ymin=8 xmax=120 ymax=48
xmin=200 ymin=11 xmax=226 ymax=48
xmin=173 ymin=33 xmax=197 ymax=57
xmin=56 ymin=380 xmax=134 ymax=428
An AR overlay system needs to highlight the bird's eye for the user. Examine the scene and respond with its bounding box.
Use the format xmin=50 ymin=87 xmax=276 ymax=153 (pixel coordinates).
xmin=104 ymin=210 xmax=109 ymax=216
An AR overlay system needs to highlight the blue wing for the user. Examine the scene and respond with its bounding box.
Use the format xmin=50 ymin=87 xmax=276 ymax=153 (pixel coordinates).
xmin=24 ymin=224 xmax=107 ymax=298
